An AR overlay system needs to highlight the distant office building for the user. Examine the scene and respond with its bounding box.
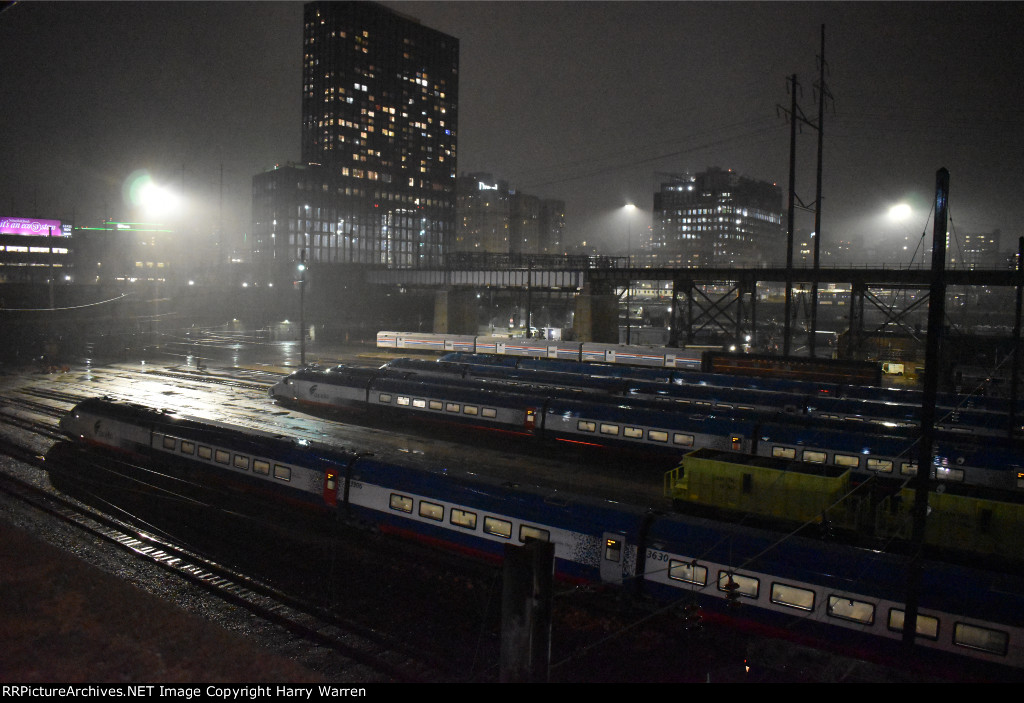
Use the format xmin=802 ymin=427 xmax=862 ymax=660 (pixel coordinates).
xmin=649 ymin=167 xmax=784 ymax=267
xmin=538 ymin=198 xmax=565 ymax=255
xmin=454 ymin=172 xmax=564 ymax=257
xmin=454 ymin=173 xmax=510 ymax=253
xmin=949 ymin=229 xmax=1001 ymax=269
xmin=252 ymin=1 xmax=459 ymax=279
xmin=0 ymin=217 xmax=71 ymax=284
xmin=72 ymin=221 xmax=174 ymax=285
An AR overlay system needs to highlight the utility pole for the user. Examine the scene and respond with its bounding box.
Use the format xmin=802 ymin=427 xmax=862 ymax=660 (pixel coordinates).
xmin=778 ymin=27 xmax=832 ymax=357
xmin=809 ymin=25 xmax=832 ymax=357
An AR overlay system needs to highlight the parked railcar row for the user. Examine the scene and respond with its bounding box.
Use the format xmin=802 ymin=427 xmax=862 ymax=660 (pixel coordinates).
xmin=271 ymin=363 xmax=1024 ymax=492
xmin=58 ymin=398 xmax=1024 ymax=676
xmin=376 ymin=331 xmax=885 ymax=385
xmin=433 ymin=351 xmax=1020 ymax=422
xmin=385 ymin=357 xmax=1017 ymax=437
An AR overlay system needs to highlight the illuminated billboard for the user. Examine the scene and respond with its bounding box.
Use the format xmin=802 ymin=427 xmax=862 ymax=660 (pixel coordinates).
xmin=0 ymin=217 xmax=64 ymax=236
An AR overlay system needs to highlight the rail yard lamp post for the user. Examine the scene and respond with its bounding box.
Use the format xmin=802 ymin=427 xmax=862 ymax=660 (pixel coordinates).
xmin=298 ymin=250 xmax=307 ymax=367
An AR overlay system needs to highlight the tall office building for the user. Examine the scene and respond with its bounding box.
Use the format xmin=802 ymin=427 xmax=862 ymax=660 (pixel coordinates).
xmin=252 ymin=1 xmax=458 ymax=278
xmin=649 ymin=167 xmax=783 ymax=267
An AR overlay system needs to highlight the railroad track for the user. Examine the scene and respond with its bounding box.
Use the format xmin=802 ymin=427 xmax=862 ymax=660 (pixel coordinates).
xmin=0 ymin=382 xmax=481 ymax=682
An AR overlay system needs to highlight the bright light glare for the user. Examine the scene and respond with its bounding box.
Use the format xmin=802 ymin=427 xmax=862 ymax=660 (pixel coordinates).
xmin=888 ymin=203 xmax=912 ymax=221
xmin=125 ymin=169 xmax=179 ymax=217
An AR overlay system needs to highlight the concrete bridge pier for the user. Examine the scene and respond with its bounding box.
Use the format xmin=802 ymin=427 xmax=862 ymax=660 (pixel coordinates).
xmin=573 ymin=283 xmax=618 ymax=343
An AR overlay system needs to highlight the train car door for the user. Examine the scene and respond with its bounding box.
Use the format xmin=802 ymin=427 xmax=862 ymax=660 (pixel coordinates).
xmin=323 ymin=469 xmax=338 ymax=507
xmin=600 ymin=532 xmax=626 ymax=583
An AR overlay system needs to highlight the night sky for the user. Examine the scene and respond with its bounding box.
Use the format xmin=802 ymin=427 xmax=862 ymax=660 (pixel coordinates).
xmin=2 ymin=1 xmax=1021 ymax=261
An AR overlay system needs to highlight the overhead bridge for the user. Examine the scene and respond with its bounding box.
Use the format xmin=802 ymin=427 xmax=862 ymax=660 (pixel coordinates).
xmin=363 ymin=254 xmax=1023 ymax=355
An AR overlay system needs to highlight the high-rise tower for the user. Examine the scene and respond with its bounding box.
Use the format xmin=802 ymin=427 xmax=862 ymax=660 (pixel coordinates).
xmin=252 ymin=1 xmax=458 ymax=275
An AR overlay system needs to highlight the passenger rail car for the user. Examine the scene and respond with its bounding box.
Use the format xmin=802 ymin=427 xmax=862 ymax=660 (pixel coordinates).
xmin=383 ymin=358 xmax=1015 ymax=437
xmin=59 ymin=399 xmax=1024 ymax=677
xmin=270 ymin=364 xmax=1024 ymax=492
xmin=376 ymin=331 xmax=704 ymax=369
xmin=435 ymin=352 xmax=1022 ymax=421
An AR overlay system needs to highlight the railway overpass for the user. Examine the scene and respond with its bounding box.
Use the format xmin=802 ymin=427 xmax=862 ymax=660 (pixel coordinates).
xmin=363 ymin=254 xmax=1023 ymax=359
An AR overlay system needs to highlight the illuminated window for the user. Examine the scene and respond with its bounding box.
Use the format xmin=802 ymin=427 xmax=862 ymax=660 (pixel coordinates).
xmin=772 ymin=447 xmax=796 ymax=459
xmin=450 ymin=508 xmax=477 ymax=529
xmin=273 ymin=464 xmax=291 ymax=481
xmin=888 ymin=609 xmax=939 ymax=640
xmin=669 ymin=560 xmax=708 ymax=586
xmin=577 ymin=420 xmax=596 ymax=432
xmin=828 ymin=595 xmax=875 ymax=625
xmin=954 ymin=623 xmax=1009 ymax=656
xmin=418 ymin=501 xmax=443 ymax=521
xmin=253 ymin=460 xmax=270 ymax=476
xmin=771 ymin=583 xmax=815 ymax=611
xmin=718 ymin=571 xmax=759 ymax=598
xmin=214 ymin=449 xmax=230 ymax=465
xmin=180 ymin=441 xmax=195 ymax=455
xmin=484 ymin=516 xmax=512 ymax=539
xmin=867 ymin=458 xmax=893 ymax=473
xmin=390 ymin=493 xmax=413 ymax=513
xmin=198 ymin=446 xmax=212 ymax=460
xmin=162 ymin=436 xmax=176 ymax=450
xmin=233 ymin=455 xmax=249 ymax=470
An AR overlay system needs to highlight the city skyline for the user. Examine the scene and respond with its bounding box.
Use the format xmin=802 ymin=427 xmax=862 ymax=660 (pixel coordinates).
xmin=1 ymin=1 xmax=1021 ymax=264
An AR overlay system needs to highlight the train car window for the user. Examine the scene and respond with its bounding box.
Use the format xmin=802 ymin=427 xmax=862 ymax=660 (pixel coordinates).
xmin=180 ymin=441 xmax=195 ymax=455
xmin=605 ymin=538 xmax=622 ymax=562
xmin=446 ymin=402 xmax=461 ymax=413
xmin=827 ymin=595 xmax=875 ymax=625
xmin=162 ymin=436 xmax=176 ymax=450
xmin=668 ymin=560 xmax=707 ymax=586
xmin=214 ymin=449 xmax=230 ymax=465
xmin=378 ymin=393 xmax=392 ymax=403
xmin=600 ymin=423 xmax=620 ymax=436
xmin=482 ymin=408 xmax=497 ymax=418
xmin=520 ymin=525 xmax=550 ymax=543
xmin=770 ymin=583 xmax=815 ymax=611
xmin=397 ymin=396 xmax=410 ymax=406
xmin=450 ymin=508 xmax=477 ymax=529
xmin=198 ymin=446 xmax=212 ymax=460
xmin=954 ymin=623 xmax=1009 ymax=656
xmin=648 ymin=430 xmax=668 ymax=443
xmin=834 ymin=454 xmax=859 ymax=468
xmin=673 ymin=433 xmax=694 ymax=447
xmin=695 ymin=401 xmax=711 ymax=407
xmin=429 ymin=400 xmax=443 ymax=410
xmin=867 ymin=458 xmax=893 ymax=473
xmin=253 ymin=460 xmax=270 ymax=476
xmin=233 ymin=455 xmax=250 ymax=470
xmin=484 ymin=516 xmax=512 ymax=539
xmin=802 ymin=450 xmax=827 ymax=464
xmin=717 ymin=571 xmax=759 ymax=599
xmin=936 ymin=466 xmax=965 ymax=482
xmin=772 ymin=447 xmax=796 ymax=460
xmin=1018 ymin=471 xmax=1024 ymax=489
xmin=624 ymin=427 xmax=643 ymax=439
xmin=412 ymin=399 xmax=426 ymax=408
xmin=901 ymin=462 xmax=918 ymax=477
xmin=418 ymin=501 xmax=443 ymax=521
xmin=390 ymin=494 xmax=413 ymax=513
xmin=464 ymin=405 xmax=479 ymax=416
xmin=273 ymin=464 xmax=292 ymax=481
xmin=738 ymin=405 xmax=755 ymax=411
xmin=716 ymin=403 xmax=733 ymax=410
xmin=577 ymin=420 xmax=596 ymax=432
xmin=674 ymin=399 xmax=691 ymax=406
xmin=887 ymin=609 xmax=939 ymax=640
